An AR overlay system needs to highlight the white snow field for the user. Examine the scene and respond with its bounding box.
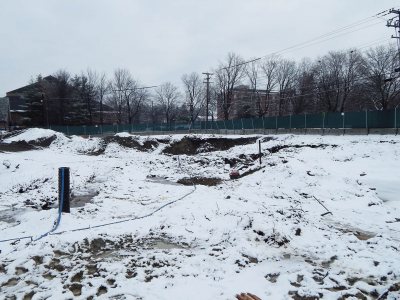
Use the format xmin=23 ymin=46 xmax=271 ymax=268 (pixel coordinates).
xmin=0 ymin=129 xmax=399 ymax=300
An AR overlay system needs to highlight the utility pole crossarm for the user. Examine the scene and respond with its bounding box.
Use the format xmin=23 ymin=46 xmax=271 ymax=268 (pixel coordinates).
xmin=386 ymin=9 xmax=400 ymax=69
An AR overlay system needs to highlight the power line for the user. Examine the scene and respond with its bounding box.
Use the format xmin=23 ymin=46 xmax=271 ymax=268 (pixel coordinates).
xmin=111 ymin=85 xmax=158 ymax=93
xmin=386 ymin=8 xmax=400 ymax=68
xmin=217 ymin=71 xmax=399 ymax=113
xmin=275 ymin=21 xmax=385 ymax=56
xmin=216 ymin=7 xmax=396 ymax=71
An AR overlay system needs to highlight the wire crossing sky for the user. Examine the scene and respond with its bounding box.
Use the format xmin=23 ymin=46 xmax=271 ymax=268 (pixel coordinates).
xmin=0 ymin=0 xmax=399 ymax=95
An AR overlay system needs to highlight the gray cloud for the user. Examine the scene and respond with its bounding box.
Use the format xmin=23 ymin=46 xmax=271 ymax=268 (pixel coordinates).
xmin=1 ymin=0 xmax=398 ymax=95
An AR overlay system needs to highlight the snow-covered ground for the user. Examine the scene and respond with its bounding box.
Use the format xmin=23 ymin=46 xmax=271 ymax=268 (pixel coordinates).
xmin=0 ymin=129 xmax=399 ymax=299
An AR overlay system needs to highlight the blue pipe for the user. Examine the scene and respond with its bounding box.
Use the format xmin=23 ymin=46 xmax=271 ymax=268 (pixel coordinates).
xmin=33 ymin=168 xmax=65 ymax=241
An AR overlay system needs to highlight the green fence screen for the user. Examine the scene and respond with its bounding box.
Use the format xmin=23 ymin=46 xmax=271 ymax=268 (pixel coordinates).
xmin=47 ymin=108 xmax=398 ymax=135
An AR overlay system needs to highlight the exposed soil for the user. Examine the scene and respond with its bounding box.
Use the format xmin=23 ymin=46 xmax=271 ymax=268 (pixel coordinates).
xmin=104 ymin=136 xmax=158 ymax=151
xmin=0 ymin=135 xmax=57 ymax=152
xmin=162 ymin=136 xmax=265 ymax=155
xmin=0 ymin=130 xmax=25 ymax=140
xmin=177 ymin=177 xmax=222 ymax=186
xmin=0 ymin=141 xmax=37 ymax=152
xmin=224 ymin=153 xmax=262 ymax=168
xmin=238 ymin=166 xmax=265 ymax=178
xmin=28 ymin=135 xmax=57 ymax=147
xmin=267 ymin=143 xmax=337 ymax=154
xmin=87 ymin=136 xmax=159 ymax=155
xmin=70 ymin=190 xmax=99 ymax=208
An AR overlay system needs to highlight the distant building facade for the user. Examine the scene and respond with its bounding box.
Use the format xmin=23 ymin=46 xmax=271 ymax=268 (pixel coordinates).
xmin=0 ymin=97 xmax=9 ymax=129
xmin=5 ymin=76 xmax=117 ymax=127
xmin=6 ymin=76 xmax=57 ymax=127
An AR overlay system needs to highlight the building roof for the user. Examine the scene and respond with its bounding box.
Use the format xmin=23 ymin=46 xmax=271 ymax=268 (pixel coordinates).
xmin=6 ymin=75 xmax=56 ymax=95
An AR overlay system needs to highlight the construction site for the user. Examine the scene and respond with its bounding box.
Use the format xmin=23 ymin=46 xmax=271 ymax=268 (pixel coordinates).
xmin=0 ymin=128 xmax=399 ymax=299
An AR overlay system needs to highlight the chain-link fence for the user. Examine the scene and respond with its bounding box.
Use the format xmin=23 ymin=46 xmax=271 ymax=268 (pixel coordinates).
xmin=47 ymin=108 xmax=399 ymax=136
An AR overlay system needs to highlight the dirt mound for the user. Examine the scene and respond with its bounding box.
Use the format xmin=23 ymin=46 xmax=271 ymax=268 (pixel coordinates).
xmin=177 ymin=177 xmax=222 ymax=186
xmin=28 ymin=135 xmax=58 ymax=147
xmin=104 ymin=136 xmax=158 ymax=150
xmin=1 ymin=130 xmax=26 ymax=140
xmin=87 ymin=136 xmax=159 ymax=155
xmin=267 ymin=143 xmax=336 ymax=154
xmin=163 ymin=136 xmax=264 ymax=155
xmin=0 ymin=134 xmax=58 ymax=152
xmin=0 ymin=141 xmax=37 ymax=152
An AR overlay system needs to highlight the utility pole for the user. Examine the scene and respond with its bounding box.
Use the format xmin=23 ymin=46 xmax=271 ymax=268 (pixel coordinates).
xmin=387 ymin=9 xmax=400 ymax=69
xmin=202 ymin=72 xmax=213 ymax=129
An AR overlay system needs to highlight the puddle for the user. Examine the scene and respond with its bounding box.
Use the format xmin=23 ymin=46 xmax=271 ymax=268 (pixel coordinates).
xmin=146 ymin=176 xmax=182 ymax=186
xmin=335 ymin=226 xmax=376 ymax=240
xmin=148 ymin=239 xmax=186 ymax=250
xmin=0 ymin=208 xmax=28 ymax=224
xmin=70 ymin=189 xmax=99 ymax=207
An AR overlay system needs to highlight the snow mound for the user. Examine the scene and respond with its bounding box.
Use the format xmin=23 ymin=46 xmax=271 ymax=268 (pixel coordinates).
xmin=6 ymin=128 xmax=61 ymax=143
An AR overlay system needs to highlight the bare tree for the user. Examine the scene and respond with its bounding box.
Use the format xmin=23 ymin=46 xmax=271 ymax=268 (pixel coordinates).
xmin=97 ymin=72 xmax=109 ymax=125
xmin=260 ymin=55 xmax=279 ymax=115
xmin=245 ymin=59 xmax=263 ymax=117
xmin=293 ymin=58 xmax=316 ymax=114
xmin=129 ymin=87 xmax=149 ymax=124
xmin=214 ymin=52 xmax=246 ymax=120
xmin=362 ymin=45 xmax=400 ymax=110
xmin=315 ymin=50 xmax=363 ymax=112
xmin=182 ymin=72 xmax=205 ymax=124
xmin=276 ymin=59 xmax=297 ymax=115
xmin=155 ymin=82 xmax=180 ymax=125
xmin=123 ymin=76 xmax=139 ymax=125
xmin=109 ymin=68 xmax=131 ymax=124
xmin=83 ymin=69 xmax=99 ymax=124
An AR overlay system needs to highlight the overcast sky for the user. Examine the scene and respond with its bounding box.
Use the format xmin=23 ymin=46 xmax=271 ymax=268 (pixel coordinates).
xmin=1 ymin=0 xmax=399 ymax=95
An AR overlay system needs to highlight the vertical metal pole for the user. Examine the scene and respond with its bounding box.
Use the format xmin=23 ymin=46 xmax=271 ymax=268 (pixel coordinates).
xmin=262 ymin=116 xmax=265 ymax=129
xmin=342 ymin=113 xmax=345 ymax=129
xmin=342 ymin=112 xmax=345 ymax=135
xmin=258 ymin=140 xmax=262 ymax=166
xmin=241 ymin=118 xmax=244 ymax=130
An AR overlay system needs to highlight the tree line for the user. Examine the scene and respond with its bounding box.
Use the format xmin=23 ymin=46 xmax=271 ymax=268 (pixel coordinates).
xmin=21 ymin=44 xmax=400 ymax=126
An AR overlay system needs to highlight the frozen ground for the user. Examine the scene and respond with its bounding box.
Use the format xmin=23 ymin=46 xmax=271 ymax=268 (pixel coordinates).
xmin=0 ymin=129 xmax=400 ymax=300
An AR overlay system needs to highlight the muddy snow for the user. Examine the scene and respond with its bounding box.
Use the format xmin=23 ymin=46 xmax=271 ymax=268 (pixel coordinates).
xmin=0 ymin=129 xmax=399 ymax=299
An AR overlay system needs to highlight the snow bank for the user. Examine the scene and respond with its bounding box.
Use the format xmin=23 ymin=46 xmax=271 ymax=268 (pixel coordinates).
xmin=1 ymin=133 xmax=400 ymax=299
xmin=6 ymin=128 xmax=58 ymax=142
